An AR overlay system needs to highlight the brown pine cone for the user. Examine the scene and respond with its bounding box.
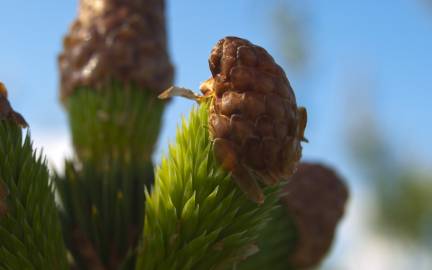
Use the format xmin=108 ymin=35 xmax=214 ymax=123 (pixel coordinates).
xmin=281 ymin=163 xmax=349 ymax=269
xmin=200 ymin=37 xmax=307 ymax=203
xmin=59 ymin=0 xmax=174 ymax=101
xmin=0 ymin=82 xmax=28 ymax=128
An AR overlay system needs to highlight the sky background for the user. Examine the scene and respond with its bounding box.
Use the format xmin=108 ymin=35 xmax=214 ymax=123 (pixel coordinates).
xmin=1 ymin=1 xmax=431 ymax=269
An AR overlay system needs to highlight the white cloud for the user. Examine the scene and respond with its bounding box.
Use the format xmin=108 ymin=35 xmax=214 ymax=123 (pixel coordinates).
xmin=30 ymin=128 xmax=73 ymax=172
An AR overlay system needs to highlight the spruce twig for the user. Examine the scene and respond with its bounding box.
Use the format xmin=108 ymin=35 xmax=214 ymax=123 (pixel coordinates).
xmin=136 ymin=103 xmax=280 ymax=270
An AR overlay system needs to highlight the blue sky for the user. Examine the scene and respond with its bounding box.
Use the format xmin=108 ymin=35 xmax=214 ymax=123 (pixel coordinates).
xmin=1 ymin=1 xmax=432 ymax=268
xmin=1 ymin=1 xmax=430 ymax=170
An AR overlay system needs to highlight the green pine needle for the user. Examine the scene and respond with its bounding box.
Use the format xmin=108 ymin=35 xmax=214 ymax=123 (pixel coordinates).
xmin=67 ymin=83 xmax=166 ymax=167
xmin=57 ymin=83 xmax=163 ymax=269
xmin=136 ymin=103 xmax=280 ymax=270
xmin=0 ymin=120 xmax=68 ymax=270
xmin=55 ymin=159 xmax=153 ymax=269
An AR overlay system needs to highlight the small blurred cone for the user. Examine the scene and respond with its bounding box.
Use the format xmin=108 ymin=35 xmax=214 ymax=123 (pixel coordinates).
xmin=59 ymin=0 xmax=174 ymax=101
xmin=281 ymin=162 xmax=349 ymax=269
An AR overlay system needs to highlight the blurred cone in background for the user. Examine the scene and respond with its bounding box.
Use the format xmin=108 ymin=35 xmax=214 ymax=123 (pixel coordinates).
xmin=282 ymin=163 xmax=349 ymax=268
xmin=58 ymin=0 xmax=174 ymax=165
xmin=56 ymin=0 xmax=174 ymax=269
xmin=57 ymin=0 xmax=175 ymax=174
xmin=238 ymin=162 xmax=349 ymax=270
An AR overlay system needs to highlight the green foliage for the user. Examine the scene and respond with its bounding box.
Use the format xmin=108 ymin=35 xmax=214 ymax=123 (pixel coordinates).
xmin=57 ymin=84 xmax=163 ymax=269
xmin=56 ymin=159 xmax=153 ymax=269
xmin=0 ymin=120 xmax=68 ymax=270
xmin=136 ymin=103 xmax=280 ymax=270
xmin=67 ymin=83 xmax=166 ymax=168
xmin=375 ymin=170 xmax=432 ymax=242
xmin=349 ymin=116 xmax=432 ymax=243
xmin=237 ymin=204 xmax=297 ymax=270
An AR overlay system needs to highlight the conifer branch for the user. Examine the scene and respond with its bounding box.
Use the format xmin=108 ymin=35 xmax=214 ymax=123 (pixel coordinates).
xmin=136 ymin=103 xmax=280 ymax=270
xmin=0 ymin=85 xmax=68 ymax=269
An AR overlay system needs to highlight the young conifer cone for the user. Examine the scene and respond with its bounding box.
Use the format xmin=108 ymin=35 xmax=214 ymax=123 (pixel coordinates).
xmin=200 ymin=37 xmax=307 ymax=203
xmin=281 ymin=163 xmax=349 ymax=268
xmin=59 ymin=0 xmax=174 ymax=101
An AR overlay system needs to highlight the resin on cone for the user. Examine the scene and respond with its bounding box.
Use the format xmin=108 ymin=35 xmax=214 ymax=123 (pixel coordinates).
xmin=59 ymin=0 xmax=174 ymax=101
xmin=200 ymin=37 xmax=307 ymax=203
xmin=281 ymin=163 xmax=349 ymax=268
